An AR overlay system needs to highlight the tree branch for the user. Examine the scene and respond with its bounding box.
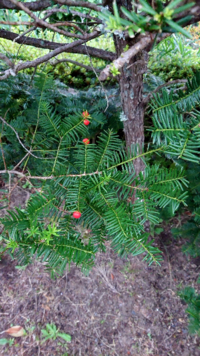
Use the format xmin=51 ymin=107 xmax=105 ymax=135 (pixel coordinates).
xmin=0 ymin=20 xmax=90 ymax=34
xmin=0 ymin=29 xmax=116 ymax=61
xmin=0 ymin=0 xmax=102 ymax=11
xmin=143 ymin=79 xmax=188 ymax=104
xmin=70 ymin=10 xmax=102 ymax=24
xmin=50 ymin=22 xmax=86 ymax=35
xmin=8 ymin=0 xmax=98 ymax=40
xmin=99 ymin=34 xmax=154 ymax=81
xmin=0 ymin=0 xmax=52 ymax=11
xmin=0 ymin=116 xmax=42 ymax=158
xmin=0 ymin=52 xmax=14 ymax=68
xmin=0 ymin=34 xmax=101 ymax=80
xmin=0 ymin=21 xmax=33 ymax=26
xmin=50 ymin=58 xmax=101 ymax=72
xmin=44 ymin=8 xmax=102 ymax=24
xmin=54 ymin=0 xmax=101 ymax=12
xmin=0 ymin=169 xmax=103 ymax=180
xmin=99 ymin=32 xmax=171 ymax=81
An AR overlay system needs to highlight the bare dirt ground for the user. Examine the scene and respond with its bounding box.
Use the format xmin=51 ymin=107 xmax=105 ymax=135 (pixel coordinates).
xmin=0 ymin=185 xmax=200 ymax=356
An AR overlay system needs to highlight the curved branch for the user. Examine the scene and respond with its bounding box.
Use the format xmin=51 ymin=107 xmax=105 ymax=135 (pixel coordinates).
xmin=143 ymin=79 xmax=187 ymax=104
xmin=0 ymin=116 xmax=42 ymax=159
xmin=0 ymin=53 xmax=14 ymax=67
xmin=0 ymin=34 xmax=101 ymax=80
xmin=54 ymin=0 xmax=101 ymax=12
xmin=8 ymin=0 xmax=97 ymax=40
xmin=0 ymin=0 xmax=102 ymax=11
xmin=99 ymin=32 xmax=171 ymax=81
xmin=0 ymin=20 xmax=32 ymax=25
xmin=0 ymin=29 xmax=116 ymax=61
xmin=50 ymin=58 xmax=100 ymax=72
xmin=0 ymin=0 xmax=52 ymax=11
xmin=44 ymin=8 xmax=102 ymax=24
xmin=99 ymin=34 xmax=154 ymax=81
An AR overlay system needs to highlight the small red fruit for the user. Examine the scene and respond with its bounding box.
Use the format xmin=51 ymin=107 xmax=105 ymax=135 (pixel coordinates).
xmin=72 ymin=211 xmax=82 ymax=219
xmin=83 ymin=119 xmax=90 ymax=126
xmin=82 ymin=138 xmax=90 ymax=144
xmin=82 ymin=110 xmax=90 ymax=118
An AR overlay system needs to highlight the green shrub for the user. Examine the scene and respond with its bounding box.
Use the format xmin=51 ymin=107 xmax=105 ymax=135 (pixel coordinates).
xmin=0 ymin=73 xmax=121 ymax=169
xmin=1 ymin=71 xmax=200 ymax=275
xmin=171 ymin=162 xmax=200 ymax=258
xmin=179 ymin=286 xmax=200 ymax=335
xmin=148 ymin=34 xmax=200 ymax=81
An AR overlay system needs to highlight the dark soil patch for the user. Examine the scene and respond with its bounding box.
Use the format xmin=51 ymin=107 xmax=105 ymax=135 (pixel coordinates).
xmin=0 ymin=184 xmax=200 ymax=355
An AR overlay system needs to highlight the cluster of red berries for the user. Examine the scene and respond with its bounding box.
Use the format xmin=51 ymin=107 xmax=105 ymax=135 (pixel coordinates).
xmin=82 ymin=111 xmax=90 ymax=144
xmin=82 ymin=110 xmax=90 ymax=126
xmin=72 ymin=111 xmax=91 ymax=218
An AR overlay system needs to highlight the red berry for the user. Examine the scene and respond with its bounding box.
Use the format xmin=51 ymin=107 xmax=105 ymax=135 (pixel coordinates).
xmin=82 ymin=138 xmax=90 ymax=144
xmin=82 ymin=110 xmax=90 ymax=118
xmin=83 ymin=119 xmax=90 ymax=126
xmin=72 ymin=211 xmax=82 ymax=219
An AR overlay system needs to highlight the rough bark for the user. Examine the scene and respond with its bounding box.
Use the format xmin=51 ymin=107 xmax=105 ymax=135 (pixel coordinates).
xmin=112 ymin=1 xmax=147 ymax=177
xmin=0 ymin=0 xmax=101 ymax=11
xmin=0 ymin=0 xmax=51 ymax=10
xmin=115 ymin=36 xmax=147 ymax=177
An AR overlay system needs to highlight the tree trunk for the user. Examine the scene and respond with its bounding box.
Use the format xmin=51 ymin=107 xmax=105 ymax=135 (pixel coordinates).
xmin=109 ymin=0 xmax=147 ymax=177
xmin=114 ymin=36 xmax=146 ymax=177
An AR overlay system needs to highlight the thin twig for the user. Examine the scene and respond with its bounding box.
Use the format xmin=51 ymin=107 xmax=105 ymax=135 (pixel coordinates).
xmin=54 ymin=0 xmax=101 ymax=12
xmin=13 ymin=153 xmax=29 ymax=170
xmin=44 ymin=8 xmax=102 ymax=23
xmin=51 ymin=21 xmax=85 ymax=34
xmin=8 ymin=171 xmax=12 ymax=209
xmin=50 ymin=58 xmax=100 ymax=72
xmin=0 ymin=21 xmax=33 ymax=26
xmin=0 ymin=170 xmax=102 ymax=179
xmin=143 ymin=79 xmax=188 ymax=104
xmin=84 ymin=43 xmax=109 ymax=112
xmin=0 ymin=122 xmax=7 ymax=170
xmin=9 ymin=0 xmax=97 ymax=40
xmin=0 ymin=53 xmax=14 ymax=67
xmin=0 ymin=32 xmax=101 ymax=80
xmin=0 ymin=116 xmax=44 ymax=159
xmin=13 ymin=26 xmax=36 ymax=42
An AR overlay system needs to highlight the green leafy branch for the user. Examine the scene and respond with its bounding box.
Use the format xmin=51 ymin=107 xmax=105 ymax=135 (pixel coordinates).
xmin=100 ymin=0 xmax=194 ymax=39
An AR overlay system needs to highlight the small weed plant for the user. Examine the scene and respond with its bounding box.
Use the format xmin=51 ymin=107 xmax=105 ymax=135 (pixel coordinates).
xmin=41 ymin=323 xmax=71 ymax=344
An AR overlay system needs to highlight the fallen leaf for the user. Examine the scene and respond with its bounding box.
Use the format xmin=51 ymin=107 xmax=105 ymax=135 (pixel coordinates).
xmin=179 ymin=318 xmax=184 ymax=323
xmin=42 ymin=304 xmax=50 ymax=311
xmin=5 ymin=326 xmax=25 ymax=337
xmin=111 ymin=273 xmax=114 ymax=280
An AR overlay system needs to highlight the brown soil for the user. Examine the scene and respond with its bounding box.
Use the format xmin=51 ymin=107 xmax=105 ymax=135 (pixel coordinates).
xmin=0 ymin=184 xmax=200 ymax=356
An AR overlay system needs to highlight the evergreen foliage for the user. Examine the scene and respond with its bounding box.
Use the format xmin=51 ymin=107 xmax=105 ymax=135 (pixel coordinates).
xmin=171 ymin=162 xmax=200 ymax=257
xmin=148 ymin=34 xmax=200 ymax=81
xmin=149 ymin=70 xmax=200 ymax=259
xmin=179 ymin=286 xmax=200 ymax=335
xmin=1 ymin=70 xmax=200 ymax=274
xmin=0 ymin=73 xmax=121 ymax=170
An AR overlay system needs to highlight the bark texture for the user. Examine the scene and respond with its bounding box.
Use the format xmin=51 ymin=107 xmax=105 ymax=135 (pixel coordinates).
xmin=112 ymin=0 xmax=147 ymax=177
xmin=116 ymin=37 xmax=147 ymax=176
